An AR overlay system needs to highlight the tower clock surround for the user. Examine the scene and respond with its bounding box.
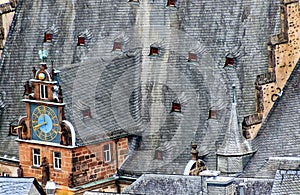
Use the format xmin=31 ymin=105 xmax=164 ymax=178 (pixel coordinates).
xmin=31 ymin=104 xmax=60 ymax=142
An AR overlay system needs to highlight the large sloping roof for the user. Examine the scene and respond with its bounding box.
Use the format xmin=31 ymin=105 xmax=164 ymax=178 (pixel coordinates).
xmin=243 ymin=60 xmax=300 ymax=178
xmin=271 ymin=169 xmax=300 ymax=195
xmin=0 ymin=0 xmax=281 ymax=175
xmin=60 ymin=50 xmax=143 ymax=146
xmin=123 ymin=174 xmax=204 ymax=195
xmin=0 ymin=177 xmax=46 ymax=195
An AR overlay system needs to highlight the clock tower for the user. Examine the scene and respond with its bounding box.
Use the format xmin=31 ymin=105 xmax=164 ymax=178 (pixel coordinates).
xmin=16 ymin=52 xmax=130 ymax=193
xmin=21 ymin=62 xmax=65 ymax=144
xmin=17 ymin=57 xmax=75 ymax=190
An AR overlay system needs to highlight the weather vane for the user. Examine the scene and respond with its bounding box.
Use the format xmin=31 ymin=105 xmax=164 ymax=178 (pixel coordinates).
xmin=38 ymin=49 xmax=49 ymax=62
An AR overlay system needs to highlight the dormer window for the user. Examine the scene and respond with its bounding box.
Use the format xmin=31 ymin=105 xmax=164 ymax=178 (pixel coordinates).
xmin=167 ymin=0 xmax=176 ymax=6
xmin=44 ymin=33 xmax=53 ymax=43
xmin=208 ymin=110 xmax=218 ymax=119
xmin=113 ymin=41 xmax=122 ymax=51
xmin=188 ymin=52 xmax=198 ymax=62
xmin=40 ymin=85 xmax=48 ymax=99
xmin=154 ymin=150 xmax=163 ymax=160
xmin=224 ymin=57 xmax=235 ymax=67
xmin=82 ymin=107 xmax=91 ymax=118
xmin=77 ymin=36 xmax=85 ymax=46
xmin=128 ymin=0 xmax=139 ymax=3
xmin=172 ymin=101 xmax=181 ymax=112
xmin=150 ymin=44 xmax=159 ymax=56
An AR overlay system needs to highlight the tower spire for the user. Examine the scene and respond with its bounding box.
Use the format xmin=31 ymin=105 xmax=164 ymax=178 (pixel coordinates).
xmin=216 ymin=83 xmax=253 ymax=173
xmin=232 ymin=84 xmax=236 ymax=103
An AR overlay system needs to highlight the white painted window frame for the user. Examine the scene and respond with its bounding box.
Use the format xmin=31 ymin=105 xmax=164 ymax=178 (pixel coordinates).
xmin=104 ymin=144 xmax=111 ymax=163
xmin=53 ymin=151 xmax=61 ymax=170
xmin=33 ymin=148 xmax=41 ymax=167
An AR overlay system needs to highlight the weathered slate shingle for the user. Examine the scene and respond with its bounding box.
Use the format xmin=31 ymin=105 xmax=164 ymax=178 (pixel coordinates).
xmin=243 ymin=60 xmax=300 ymax=178
xmin=0 ymin=0 xmax=282 ymax=177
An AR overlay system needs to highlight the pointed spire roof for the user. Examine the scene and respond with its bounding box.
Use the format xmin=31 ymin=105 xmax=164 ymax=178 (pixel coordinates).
xmin=217 ymin=84 xmax=252 ymax=156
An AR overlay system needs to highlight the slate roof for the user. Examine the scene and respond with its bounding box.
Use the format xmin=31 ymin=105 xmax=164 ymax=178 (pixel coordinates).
xmin=217 ymin=84 xmax=253 ymax=156
xmin=123 ymin=174 xmax=205 ymax=195
xmin=0 ymin=0 xmax=281 ymax=176
xmin=271 ymin=169 xmax=300 ymax=195
xmin=0 ymin=177 xmax=46 ymax=195
xmin=233 ymin=178 xmax=274 ymax=195
xmin=60 ymin=50 xmax=143 ymax=146
xmin=243 ymin=60 xmax=300 ymax=178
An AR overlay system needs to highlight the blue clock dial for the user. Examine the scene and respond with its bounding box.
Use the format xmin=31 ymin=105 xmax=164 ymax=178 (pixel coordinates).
xmin=31 ymin=105 xmax=60 ymax=142
xmin=37 ymin=114 xmax=53 ymax=133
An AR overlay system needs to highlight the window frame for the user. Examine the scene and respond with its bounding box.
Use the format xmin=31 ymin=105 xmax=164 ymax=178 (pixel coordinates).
xmin=172 ymin=102 xmax=181 ymax=112
xmin=32 ymin=148 xmax=41 ymax=167
xmin=40 ymin=85 xmax=48 ymax=99
xmin=150 ymin=47 xmax=159 ymax=56
xmin=188 ymin=52 xmax=198 ymax=62
xmin=113 ymin=41 xmax=122 ymax=51
xmin=44 ymin=33 xmax=53 ymax=43
xmin=208 ymin=110 xmax=218 ymax=119
xmin=104 ymin=144 xmax=111 ymax=163
xmin=77 ymin=36 xmax=86 ymax=46
xmin=53 ymin=151 xmax=62 ymax=170
xmin=167 ymin=0 xmax=176 ymax=7
xmin=2 ymin=172 xmax=10 ymax=177
xmin=128 ymin=0 xmax=140 ymax=3
xmin=154 ymin=150 xmax=163 ymax=160
xmin=224 ymin=57 xmax=235 ymax=67
xmin=82 ymin=108 xmax=91 ymax=118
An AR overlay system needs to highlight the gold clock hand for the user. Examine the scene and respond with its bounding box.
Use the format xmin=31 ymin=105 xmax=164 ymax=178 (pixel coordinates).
xmin=33 ymin=122 xmax=47 ymax=130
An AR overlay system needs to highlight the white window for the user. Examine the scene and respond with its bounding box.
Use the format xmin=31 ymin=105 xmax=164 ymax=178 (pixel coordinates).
xmin=53 ymin=152 xmax=61 ymax=170
xmin=1 ymin=172 xmax=10 ymax=177
xmin=40 ymin=85 xmax=48 ymax=99
xmin=33 ymin=149 xmax=41 ymax=167
xmin=104 ymin=144 xmax=111 ymax=163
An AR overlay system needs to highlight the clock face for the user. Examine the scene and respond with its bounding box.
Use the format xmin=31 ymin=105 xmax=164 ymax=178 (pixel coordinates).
xmin=31 ymin=105 xmax=60 ymax=142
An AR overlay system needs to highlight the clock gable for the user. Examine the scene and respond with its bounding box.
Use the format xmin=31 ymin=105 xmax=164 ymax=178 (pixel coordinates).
xmin=19 ymin=60 xmax=74 ymax=146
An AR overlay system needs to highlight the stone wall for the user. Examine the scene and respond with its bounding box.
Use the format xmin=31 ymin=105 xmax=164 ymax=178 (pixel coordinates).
xmin=0 ymin=162 xmax=18 ymax=177
xmin=18 ymin=141 xmax=72 ymax=186
xmin=19 ymin=137 xmax=128 ymax=189
xmin=72 ymin=138 xmax=128 ymax=187
xmin=243 ymin=0 xmax=300 ymax=139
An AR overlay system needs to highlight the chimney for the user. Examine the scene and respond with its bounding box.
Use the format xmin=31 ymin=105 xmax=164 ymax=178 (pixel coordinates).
xmin=191 ymin=132 xmax=198 ymax=160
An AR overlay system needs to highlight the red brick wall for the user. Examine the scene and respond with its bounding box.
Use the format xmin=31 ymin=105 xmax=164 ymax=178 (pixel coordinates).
xmin=18 ymin=142 xmax=72 ymax=186
xmin=72 ymin=138 xmax=128 ymax=186
xmin=117 ymin=138 xmax=128 ymax=168
xmin=19 ymin=137 xmax=129 ymax=189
